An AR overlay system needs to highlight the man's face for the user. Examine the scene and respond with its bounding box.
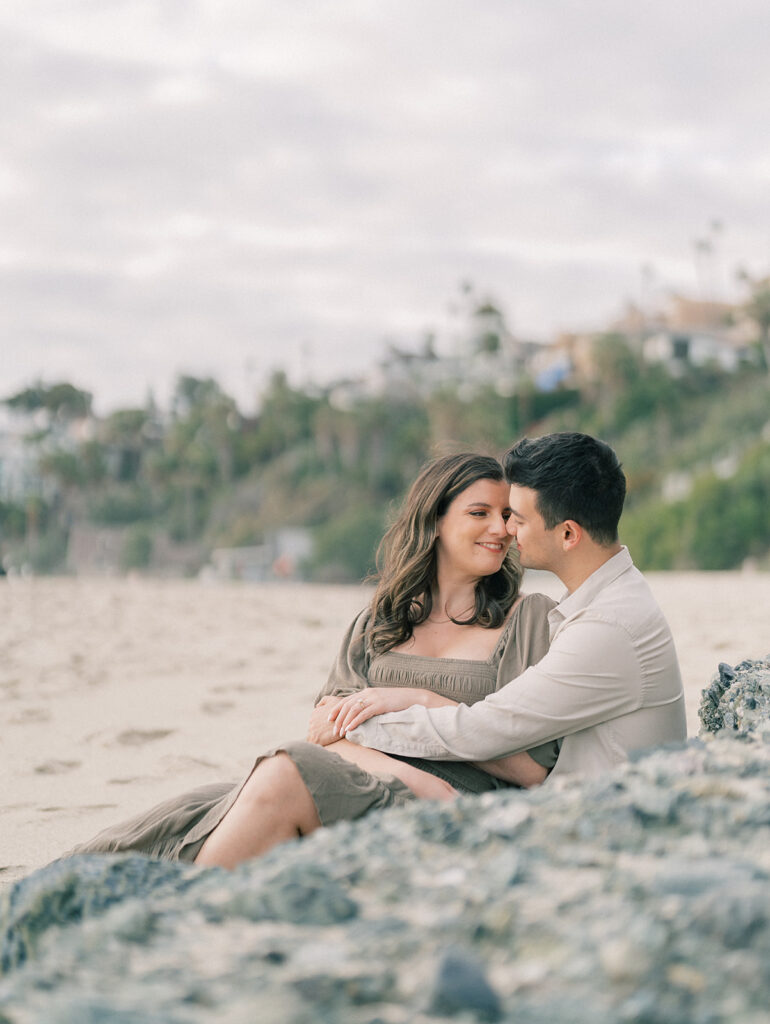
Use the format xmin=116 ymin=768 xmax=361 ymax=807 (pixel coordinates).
xmin=506 ymin=484 xmax=563 ymax=572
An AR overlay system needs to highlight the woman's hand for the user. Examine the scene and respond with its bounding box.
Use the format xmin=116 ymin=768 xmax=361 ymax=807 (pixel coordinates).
xmin=307 ymin=695 xmax=342 ymax=745
xmin=329 ymin=687 xmax=456 ymax=738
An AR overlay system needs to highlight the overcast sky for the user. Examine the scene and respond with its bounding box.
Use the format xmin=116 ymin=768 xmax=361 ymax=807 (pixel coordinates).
xmin=1 ymin=0 xmax=768 ymax=414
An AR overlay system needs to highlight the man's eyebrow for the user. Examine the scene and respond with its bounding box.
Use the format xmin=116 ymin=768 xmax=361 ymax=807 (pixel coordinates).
xmin=510 ymin=507 xmax=526 ymax=518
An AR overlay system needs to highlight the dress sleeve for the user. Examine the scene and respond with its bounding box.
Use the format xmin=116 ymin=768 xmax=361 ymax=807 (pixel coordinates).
xmin=499 ymin=592 xmax=562 ymax=769
xmin=496 ymin=592 xmax=556 ymax=683
xmin=313 ymin=608 xmax=372 ymax=705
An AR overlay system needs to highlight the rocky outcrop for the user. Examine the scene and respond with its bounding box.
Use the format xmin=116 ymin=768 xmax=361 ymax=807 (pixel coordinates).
xmin=2 ymin=658 xmax=770 ymax=1023
xmin=698 ymin=657 xmax=770 ymax=738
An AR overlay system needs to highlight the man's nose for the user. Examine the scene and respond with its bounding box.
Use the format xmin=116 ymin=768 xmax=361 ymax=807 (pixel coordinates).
xmin=505 ymin=519 xmax=517 ymax=537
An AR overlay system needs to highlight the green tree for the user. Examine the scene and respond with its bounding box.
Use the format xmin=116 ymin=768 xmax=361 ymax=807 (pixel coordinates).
xmin=742 ymin=274 xmax=770 ymax=370
xmin=246 ymin=371 xmax=320 ymax=464
xmin=121 ymin=526 xmax=154 ymax=571
xmin=4 ymin=381 xmax=92 ymax=420
xmin=149 ymin=375 xmax=243 ymax=540
xmin=308 ymin=505 xmax=385 ymax=582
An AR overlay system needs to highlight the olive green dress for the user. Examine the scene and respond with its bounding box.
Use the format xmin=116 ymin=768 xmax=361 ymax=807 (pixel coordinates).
xmin=69 ymin=592 xmax=558 ymax=863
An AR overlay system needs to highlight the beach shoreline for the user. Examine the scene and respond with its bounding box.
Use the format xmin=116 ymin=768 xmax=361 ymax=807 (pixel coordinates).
xmin=2 ymin=571 xmax=768 ymax=891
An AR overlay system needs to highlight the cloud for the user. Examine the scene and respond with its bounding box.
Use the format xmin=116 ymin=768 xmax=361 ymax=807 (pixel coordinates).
xmin=0 ymin=0 xmax=768 ymax=412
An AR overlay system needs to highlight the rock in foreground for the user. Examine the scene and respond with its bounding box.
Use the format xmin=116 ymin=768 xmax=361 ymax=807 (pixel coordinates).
xmin=2 ymin=658 xmax=770 ymax=1023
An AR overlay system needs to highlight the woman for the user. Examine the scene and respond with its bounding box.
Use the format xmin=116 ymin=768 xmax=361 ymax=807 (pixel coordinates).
xmin=71 ymin=454 xmax=559 ymax=868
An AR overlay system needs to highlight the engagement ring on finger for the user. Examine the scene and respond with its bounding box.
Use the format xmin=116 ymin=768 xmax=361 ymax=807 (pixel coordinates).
xmin=358 ymin=698 xmax=367 ymax=707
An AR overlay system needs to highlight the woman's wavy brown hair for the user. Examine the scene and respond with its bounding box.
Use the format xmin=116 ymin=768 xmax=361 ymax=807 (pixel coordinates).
xmin=367 ymin=453 xmax=522 ymax=655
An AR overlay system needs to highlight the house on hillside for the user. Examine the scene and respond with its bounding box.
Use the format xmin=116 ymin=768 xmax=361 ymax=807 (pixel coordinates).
xmin=641 ymin=295 xmax=756 ymax=375
xmin=203 ymin=528 xmax=313 ymax=582
xmin=0 ymin=406 xmax=46 ymax=500
xmin=365 ymin=340 xmax=459 ymax=401
xmin=331 ymin=300 xmax=553 ymax=405
xmin=528 ymin=333 xmax=594 ymax=391
xmin=525 ymin=329 xmax=628 ymax=394
xmin=642 ymin=329 xmax=749 ymax=374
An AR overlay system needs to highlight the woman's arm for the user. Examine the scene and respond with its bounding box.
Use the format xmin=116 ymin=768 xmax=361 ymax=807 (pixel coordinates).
xmin=307 ymin=609 xmax=372 ymax=742
xmin=472 ymin=753 xmax=547 ymax=788
xmin=313 ymin=609 xmax=372 ymax=705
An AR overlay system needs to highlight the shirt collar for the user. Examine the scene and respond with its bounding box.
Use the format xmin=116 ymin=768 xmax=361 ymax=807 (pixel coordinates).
xmin=549 ymin=546 xmax=633 ymax=624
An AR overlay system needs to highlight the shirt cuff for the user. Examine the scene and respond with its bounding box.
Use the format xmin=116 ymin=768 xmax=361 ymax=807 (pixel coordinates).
xmin=347 ymin=715 xmax=450 ymax=759
xmin=347 ymin=719 xmax=383 ymax=748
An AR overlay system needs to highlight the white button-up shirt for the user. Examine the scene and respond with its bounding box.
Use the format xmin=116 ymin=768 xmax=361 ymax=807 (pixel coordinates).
xmin=349 ymin=547 xmax=687 ymax=779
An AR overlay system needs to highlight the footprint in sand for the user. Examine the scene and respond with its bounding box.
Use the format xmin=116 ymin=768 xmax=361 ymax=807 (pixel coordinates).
xmin=210 ymin=683 xmax=258 ymax=695
xmin=114 ymin=729 xmax=174 ymax=746
xmin=39 ymin=803 xmax=117 ymax=814
xmin=201 ymin=700 xmax=236 ymax=715
xmin=10 ymin=707 xmax=51 ymax=725
xmin=34 ymin=759 xmax=80 ymax=775
xmin=160 ymin=755 xmax=221 ymax=773
xmin=0 ymin=865 xmax=26 ymax=881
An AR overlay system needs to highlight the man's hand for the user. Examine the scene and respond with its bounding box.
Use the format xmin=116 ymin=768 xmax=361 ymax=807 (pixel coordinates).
xmin=307 ymin=695 xmax=343 ymax=745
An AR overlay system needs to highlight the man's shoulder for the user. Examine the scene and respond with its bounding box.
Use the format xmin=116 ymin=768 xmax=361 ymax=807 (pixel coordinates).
xmin=581 ymin=562 xmax=672 ymax=641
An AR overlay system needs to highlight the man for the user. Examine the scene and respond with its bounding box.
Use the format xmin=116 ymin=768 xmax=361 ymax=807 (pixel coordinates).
xmin=341 ymin=432 xmax=687 ymax=779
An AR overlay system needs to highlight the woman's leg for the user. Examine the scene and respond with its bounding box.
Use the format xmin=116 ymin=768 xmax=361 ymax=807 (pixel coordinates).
xmin=323 ymin=739 xmax=458 ymax=800
xmin=193 ymin=753 xmax=321 ymax=869
xmin=194 ymin=742 xmax=456 ymax=870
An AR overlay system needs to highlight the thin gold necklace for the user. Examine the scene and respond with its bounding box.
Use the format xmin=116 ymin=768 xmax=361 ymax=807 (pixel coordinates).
xmin=427 ymin=605 xmax=474 ymax=624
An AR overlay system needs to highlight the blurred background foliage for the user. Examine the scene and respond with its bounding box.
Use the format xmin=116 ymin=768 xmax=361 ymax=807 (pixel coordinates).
xmin=2 ymin=278 xmax=769 ymax=580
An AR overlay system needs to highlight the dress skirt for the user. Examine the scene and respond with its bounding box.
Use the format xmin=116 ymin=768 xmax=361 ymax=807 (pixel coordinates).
xmin=68 ymin=741 xmax=416 ymax=864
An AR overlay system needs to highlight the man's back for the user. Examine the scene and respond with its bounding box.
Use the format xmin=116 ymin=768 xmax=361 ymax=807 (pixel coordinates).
xmin=545 ymin=546 xmax=686 ymax=777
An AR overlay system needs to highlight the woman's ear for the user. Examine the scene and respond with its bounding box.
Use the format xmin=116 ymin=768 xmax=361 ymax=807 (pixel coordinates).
xmin=561 ymin=519 xmax=582 ymax=551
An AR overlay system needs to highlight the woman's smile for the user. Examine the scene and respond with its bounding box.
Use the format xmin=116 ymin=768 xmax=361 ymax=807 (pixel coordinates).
xmin=476 ymin=540 xmax=506 ymax=553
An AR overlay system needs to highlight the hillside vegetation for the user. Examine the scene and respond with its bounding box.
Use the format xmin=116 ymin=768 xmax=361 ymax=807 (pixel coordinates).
xmin=2 ymin=329 xmax=769 ymax=580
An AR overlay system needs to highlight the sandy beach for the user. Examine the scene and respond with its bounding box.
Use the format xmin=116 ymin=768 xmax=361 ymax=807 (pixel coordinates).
xmin=2 ymin=571 xmax=768 ymax=891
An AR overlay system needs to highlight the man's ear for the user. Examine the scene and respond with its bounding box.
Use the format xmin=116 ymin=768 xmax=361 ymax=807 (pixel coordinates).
xmin=561 ymin=519 xmax=582 ymax=551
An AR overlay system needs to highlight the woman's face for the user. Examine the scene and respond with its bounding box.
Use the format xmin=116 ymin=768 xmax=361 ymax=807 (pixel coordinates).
xmin=434 ymin=478 xmax=513 ymax=579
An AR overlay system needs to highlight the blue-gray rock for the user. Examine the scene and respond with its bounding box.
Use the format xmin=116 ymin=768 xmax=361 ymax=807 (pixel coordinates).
xmin=430 ymin=947 xmax=502 ymax=1021
xmin=2 ymin=656 xmax=770 ymax=1023
xmin=699 ymin=655 xmax=770 ymax=736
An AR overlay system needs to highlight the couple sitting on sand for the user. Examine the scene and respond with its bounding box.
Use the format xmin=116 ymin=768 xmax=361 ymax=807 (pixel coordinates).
xmin=73 ymin=431 xmax=686 ymax=869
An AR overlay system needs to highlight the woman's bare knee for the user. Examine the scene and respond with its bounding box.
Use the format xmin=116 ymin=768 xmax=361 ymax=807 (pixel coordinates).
xmin=402 ymin=771 xmax=457 ymax=801
xmin=237 ymin=753 xmax=319 ymax=833
xmin=193 ymin=753 xmax=321 ymax=868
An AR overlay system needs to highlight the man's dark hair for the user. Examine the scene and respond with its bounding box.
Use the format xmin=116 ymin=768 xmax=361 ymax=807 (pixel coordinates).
xmin=503 ymin=432 xmax=626 ymax=546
